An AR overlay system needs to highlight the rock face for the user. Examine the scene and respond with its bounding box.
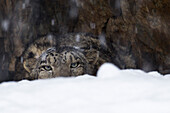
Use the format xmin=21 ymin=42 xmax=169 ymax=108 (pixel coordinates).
xmin=0 ymin=0 xmax=169 ymax=81
xmin=106 ymin=0 xmax=170 ymax=74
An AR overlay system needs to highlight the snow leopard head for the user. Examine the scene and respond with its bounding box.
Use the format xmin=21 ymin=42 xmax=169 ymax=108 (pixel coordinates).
xmin=21 ymin=33 xmax=112 ymax=79
xmin=26 ymin=47 xmax=100 ymax=79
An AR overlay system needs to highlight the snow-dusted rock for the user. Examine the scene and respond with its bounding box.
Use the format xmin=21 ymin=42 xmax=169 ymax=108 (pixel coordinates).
xmin=97 ymin=63 xmax=120 ymax=78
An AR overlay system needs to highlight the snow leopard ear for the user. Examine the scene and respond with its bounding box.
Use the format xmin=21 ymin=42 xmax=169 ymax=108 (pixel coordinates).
xmin=23 ymin=58 xmax=37 ymax=73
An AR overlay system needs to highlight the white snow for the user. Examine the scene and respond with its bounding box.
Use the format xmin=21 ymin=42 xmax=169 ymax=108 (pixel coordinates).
xmin=1 ymin=20 xmax=9 ymax=31
xmin=90 ymin=22 xmax=96 ymax=29
xmin=51 ymin=19 xmax=55 ymax=26
xmin=20 ymin=56 xmax=23 ymax=63
xmin=22 ymin=3 xmax=26 ymax=9
xmin=72 ymin=0 xmax=84 ymax=7
xmin=98 ymin=33 xmax=107 ymax=48
xmin=1 ymin=63 xmax=170 ymax=113
xmin=69 ymin=7 xmax=78 ymax=18
xmin=75 ymin=34 xmax=80 ymax=42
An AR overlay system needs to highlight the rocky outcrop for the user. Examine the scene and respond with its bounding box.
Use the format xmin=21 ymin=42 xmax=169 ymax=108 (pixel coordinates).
xmin=106 ymin=0 xmax=170 ymax=74
xmin=0 ymin=0 xmax=169 ymax=81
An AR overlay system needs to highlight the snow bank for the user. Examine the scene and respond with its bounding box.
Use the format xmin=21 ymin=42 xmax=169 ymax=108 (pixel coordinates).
xmin=0 ymin=63 xmax=170 ymax=113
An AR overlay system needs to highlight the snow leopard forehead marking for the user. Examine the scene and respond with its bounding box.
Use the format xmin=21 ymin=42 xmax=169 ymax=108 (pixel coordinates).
xmin=40 ymin=47 xmax=56 ymax=61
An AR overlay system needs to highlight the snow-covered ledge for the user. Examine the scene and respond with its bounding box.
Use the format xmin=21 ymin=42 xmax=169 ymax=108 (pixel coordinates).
xmin=0 ymin=63 xmax=170 ymax=113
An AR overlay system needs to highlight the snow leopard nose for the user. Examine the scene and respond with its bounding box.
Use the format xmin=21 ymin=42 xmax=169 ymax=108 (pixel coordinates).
xmin=53 ymin=64 xmax=71 ymax=77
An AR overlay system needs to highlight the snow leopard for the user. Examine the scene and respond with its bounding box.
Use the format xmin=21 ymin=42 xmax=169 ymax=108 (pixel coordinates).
xmin=16 ymin=33 xmax=113 ymax=80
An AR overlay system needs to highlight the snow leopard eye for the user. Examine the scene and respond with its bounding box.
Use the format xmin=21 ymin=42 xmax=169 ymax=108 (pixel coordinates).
xmin=42 ymin=65 xmax=52 ymax=71
xmin=70 ymin=62 xmax=80 ymax=68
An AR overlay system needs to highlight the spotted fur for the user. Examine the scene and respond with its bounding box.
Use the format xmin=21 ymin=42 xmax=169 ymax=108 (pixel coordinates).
xmin=16 ymin=33 xmax=113 ymax=80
